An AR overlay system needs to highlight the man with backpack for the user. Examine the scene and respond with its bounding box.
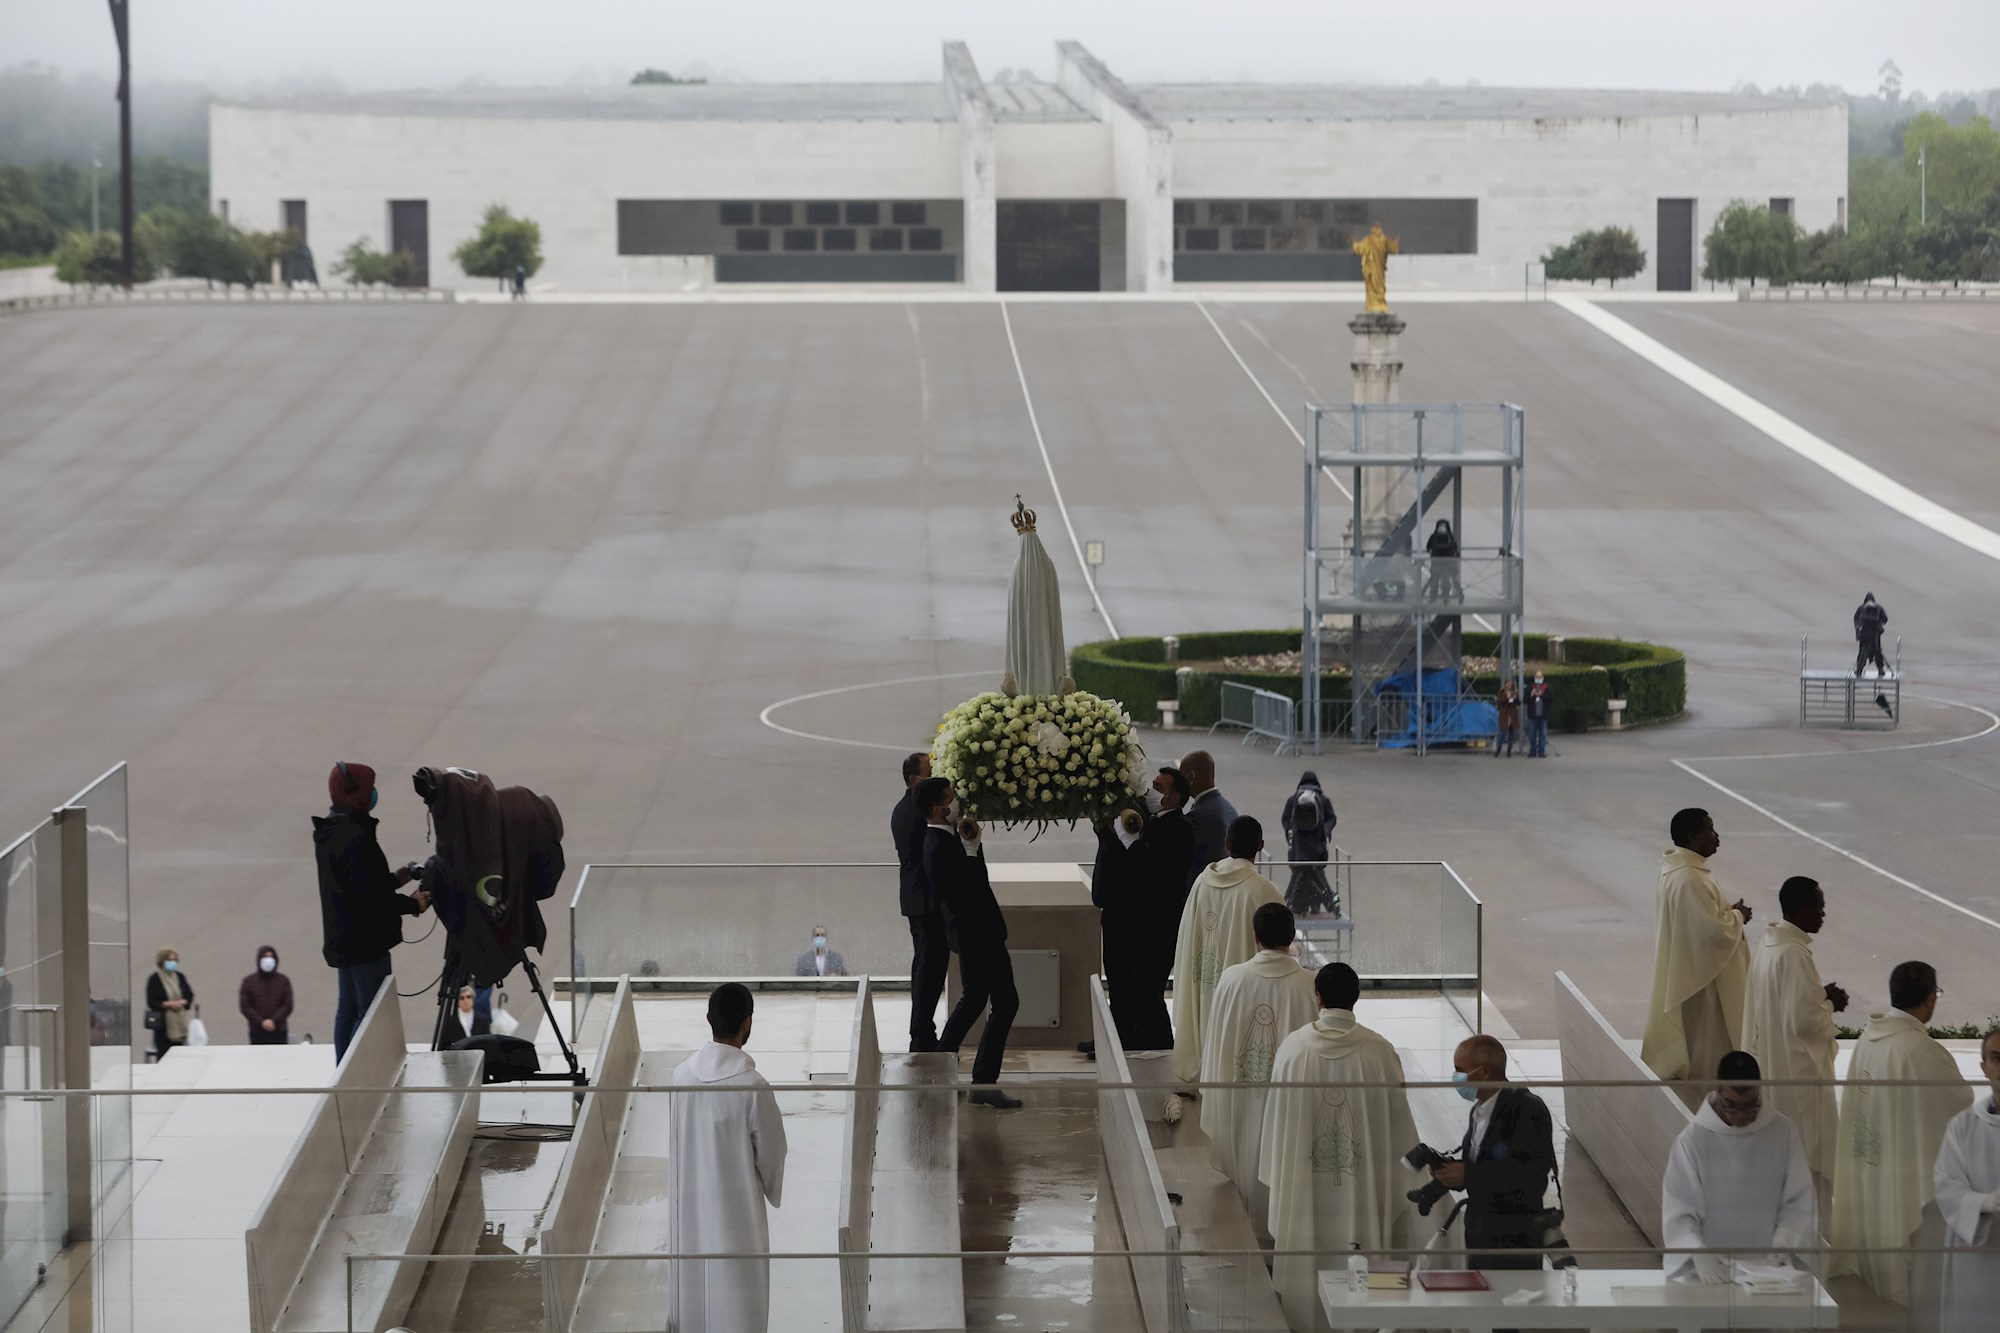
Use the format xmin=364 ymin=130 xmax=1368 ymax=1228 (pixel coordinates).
xmin=1280 ymin=771 xmax=1338 ymax=916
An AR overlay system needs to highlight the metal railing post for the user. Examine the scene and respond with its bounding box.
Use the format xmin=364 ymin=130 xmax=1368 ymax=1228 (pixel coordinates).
xmin=51 ymin=805 xmax=92 ymax=1242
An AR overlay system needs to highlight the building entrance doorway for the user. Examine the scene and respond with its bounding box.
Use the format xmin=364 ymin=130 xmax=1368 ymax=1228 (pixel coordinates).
xmin=1657 ymin=198 xmax=1694 ymax=291
xmin=997 ymin=202 xmax=1104 ymax=292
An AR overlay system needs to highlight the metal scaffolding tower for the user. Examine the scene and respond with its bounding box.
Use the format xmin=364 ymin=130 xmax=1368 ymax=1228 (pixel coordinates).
xmin=1302 ymin=402 xmax=1526 ymax=753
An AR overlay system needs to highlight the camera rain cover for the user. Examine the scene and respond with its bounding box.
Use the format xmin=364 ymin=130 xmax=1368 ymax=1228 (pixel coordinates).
xmin=417 ymin=766 xmax=566 ymax=987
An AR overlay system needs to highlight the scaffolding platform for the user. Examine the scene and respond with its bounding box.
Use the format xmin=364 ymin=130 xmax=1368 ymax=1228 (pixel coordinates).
xmin=1799 ymin=634 xmax=1900 ymax=729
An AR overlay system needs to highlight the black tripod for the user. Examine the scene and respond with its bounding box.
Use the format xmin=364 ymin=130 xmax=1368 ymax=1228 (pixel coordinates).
xmin=431 ymin=944 xmax=585 ymax=1086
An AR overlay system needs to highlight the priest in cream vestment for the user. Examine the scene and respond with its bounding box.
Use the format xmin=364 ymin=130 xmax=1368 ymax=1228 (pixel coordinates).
xmin=1201 ymin=903 xmax=1318 ymax=1223
xmin=1933 ymin=1030 xmax=2000 ymax=1333
xmin=1259 ymin=963 xmax=1417 ymax=1333
xmin=1641 ymin=809 xmax=1751 ymax=1091
xmin=1829 ymin=962 xmax=1966 ymax=1309
xmin=1170 ymin=816 xmax=1284 ymax=1081
xmin=1742 ymin=877 xmax=1847 ymax=1212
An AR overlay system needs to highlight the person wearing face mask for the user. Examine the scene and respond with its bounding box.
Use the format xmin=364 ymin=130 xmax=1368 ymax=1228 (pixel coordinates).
xmin=1523 ymin=670 xmax=1553 ymax=757
xmin=315 ymin=761 xmax=430 ymax=1063
xmin=144 ymin=947 xmax=195 ymax=1061
xmin=793 ymin=926 xmax=847 ymax=978
xmin=1661 ymin=1050 xmax=1816 ymax=1283
xmin=1428 ymin=1034 xmax=1557 ymax=1280
xmin=238 ymin=946 xmax=293 ymax=1045
xmin=1097 ymin=767 xmax=1193 ymax=1054
xmin=1933 ymin=1027 xmax=2000 ymax=1331
xmin=915 ymin=776 xmax=1019 ymax=1108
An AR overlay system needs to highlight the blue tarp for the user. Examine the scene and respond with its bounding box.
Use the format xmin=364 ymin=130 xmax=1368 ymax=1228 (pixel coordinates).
xmin=1372 ymin=667 xmax=1498 ymax=749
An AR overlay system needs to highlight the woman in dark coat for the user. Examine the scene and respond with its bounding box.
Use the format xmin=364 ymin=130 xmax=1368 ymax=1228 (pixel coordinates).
xmin=239 ymin=945 xmax=293 ymax=1044
xmin=145 ymin=946 xmax=194 ymax=1061
xmin=1279 ymin=772 xmax=1339 ymax=917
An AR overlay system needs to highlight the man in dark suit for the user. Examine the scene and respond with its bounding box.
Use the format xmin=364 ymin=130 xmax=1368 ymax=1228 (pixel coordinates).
xmin=893 ymin=751 xmax=947 ymax=1052
xmin=1097 ymin=766 xmax=1193 ymax=1051
xmin=1428 ymin=1034 xmax=1558 ymax=1278
xmin=1178 ymin=749 xmax=1238 ymax=890
xmin=914 ymin=776 xmax=1020 ymax=1109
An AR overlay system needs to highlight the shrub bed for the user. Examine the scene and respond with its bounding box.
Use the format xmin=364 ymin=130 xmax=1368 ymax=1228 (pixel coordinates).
xmin=1071 ymin=629 xmax=1685 ymax=731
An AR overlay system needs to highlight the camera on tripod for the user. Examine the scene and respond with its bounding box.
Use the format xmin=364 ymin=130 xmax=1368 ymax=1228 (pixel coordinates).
xmin=1402 ymin=1142 xmax=1459 ymax=1216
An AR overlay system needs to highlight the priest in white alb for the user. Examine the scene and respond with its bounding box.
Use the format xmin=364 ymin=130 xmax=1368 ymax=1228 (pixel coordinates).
xmin=668 ymin=982 xmax=789 ymax=1333
xmin=1201 ymin=902 xmax=1318 ymax=1225
xmin=1662 ymin=1051 xmax=1817 ymax=1282
xmin=1742 ymin=876 xmax=1847 ymax=1215
xmin=1829 ymin=961 xmax=1966 ymax=1309
xmin=1170 ymin=816 xmax=1284 ymax=1081
xmin=1934 ymin=1028 xmax=2000 ymax=1333
xmin=1641 ymin=808 xmax=1752 ymax=1095
xmin=1259 ymin=962 xmax=1418 ymax=1333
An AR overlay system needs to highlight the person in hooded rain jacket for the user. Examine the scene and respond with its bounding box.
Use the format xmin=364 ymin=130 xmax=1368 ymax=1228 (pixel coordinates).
xmin=1279 ymin=772 xmax=1338 ymax=916
xmin=239 ymin=945 xmax=293 ymax=1044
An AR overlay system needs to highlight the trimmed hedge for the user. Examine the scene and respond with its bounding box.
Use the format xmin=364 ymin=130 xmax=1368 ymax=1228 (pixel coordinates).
xmin=1071 ymin=629 xmax=1686 ymax=732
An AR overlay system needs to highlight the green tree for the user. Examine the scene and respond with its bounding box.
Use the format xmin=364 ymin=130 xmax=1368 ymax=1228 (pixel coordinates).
xmin=1901 ymin=112 xmax=2000 ymax=216
xmin=630 ymin=68 xmax=704 ymax=85
xmin=53 ymin=230 xmax=155 ymax=285
xmin=1580 ymin=226 xmax=1647 ymax=287
xmin=141 ymin=206 xmax=262 ymax=285
xmin=451 ymin=204 xmax=543 ymax=286
xmin=1539 ymin=233 xmax=1584 ymax=281
xmin=332 ymin=237 xmax=413 ymax=287
xmin=1701 ymin=201 xmax=1802 ymax=285
xmin=0 ymin=200 xmax=57 ymax=256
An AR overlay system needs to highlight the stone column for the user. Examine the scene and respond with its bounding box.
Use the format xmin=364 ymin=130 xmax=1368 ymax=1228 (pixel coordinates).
xmin=1348 ymin=310 xmax=1409 ymax=554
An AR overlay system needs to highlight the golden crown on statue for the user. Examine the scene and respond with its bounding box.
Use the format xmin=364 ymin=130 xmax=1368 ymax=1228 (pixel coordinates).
xmin=1010 ymin=495 xmax=1037 ymax=535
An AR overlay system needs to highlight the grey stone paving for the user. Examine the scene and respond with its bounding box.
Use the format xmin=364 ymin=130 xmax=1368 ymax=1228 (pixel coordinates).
xmin=1 ymin=299 xmax=1996 ymax=1047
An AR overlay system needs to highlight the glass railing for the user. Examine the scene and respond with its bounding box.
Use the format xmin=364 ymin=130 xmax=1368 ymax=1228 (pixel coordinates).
xmin=0 ymin=764 xmax=131 ymax=1331
xmin=8 ymin=1063 xmax=1992 ymax=1333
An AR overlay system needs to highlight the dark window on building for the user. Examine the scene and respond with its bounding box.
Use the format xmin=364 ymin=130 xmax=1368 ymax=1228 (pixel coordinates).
xmin=758 ymin=202 xmax=793 ymax=226
xmin=1182 ymin=227 xmax=1220 ymax=252
xmin=1210 ymin=202 xmax=1243 ymax=225
xmin=823 ymin=227 xmax=857 ymax=252
xmin=1271 ymin=226 xmax=1305 ymax=252
xmin=869 ymin=228 xmax=904 ymax=251
xmin=282 ymin=199 xmax=308 ymax=242
xmin=387 ymin=199 xmax=428 ymax=286
xmin=1317 ymin=226 xmax=1351 ymax=251
xmin=1173 ymin=200 xmax=1196 ymax=225
xmin=1294 ymin=201 xmax=1326 ymax=222
xmin=736 ymin=228 xmax=771 ymax=252
xmin=846 ymin=202 xmax=880 ymax=225
xmin=1247 ymin=201 xmax=1284 ymax=225
xmin=1770 ymin=197 xmax=1794 ymax=218
xmin=782 ymin=228 xmax=817 ymax=251
xmin=908 ymin=227 xmax=943 ymax=252
xmin=892 ymin=202 xmax=926 ymax=225
xmin=805 ymin=202 xmax=840 ymax=226
xmin=720 ymin=202 xmax=754 ymax=225
xmin=1230 ymin=228 xmax=1266 ymax=251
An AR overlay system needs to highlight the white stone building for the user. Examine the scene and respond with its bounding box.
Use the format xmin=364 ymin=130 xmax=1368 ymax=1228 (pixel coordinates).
xmin=208 ymin=41 xmax=1847 ymax=294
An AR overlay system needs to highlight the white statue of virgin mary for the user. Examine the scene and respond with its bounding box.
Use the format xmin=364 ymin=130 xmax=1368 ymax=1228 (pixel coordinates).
xmin=1002 ymin=497 xmax=1074 ymax=698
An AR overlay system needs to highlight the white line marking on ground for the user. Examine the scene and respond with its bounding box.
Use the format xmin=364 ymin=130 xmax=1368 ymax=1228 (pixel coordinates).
xmin=999 ymin=302 xmax=1119 ymax=639
xmin=1194 ymin=302 xmax=1354 ymax=501
xmin=1554 ymin=294 xmax=2000 ymax=564
xmin=1672 ymin=696 xmax=2000 ymax=932
xmin=1195 ymin=302 xmax=1497 ymax=633
xmin=1680 ymin=695 xmax=2000 ymax=764
xmin=758 ymin=670 xmax=992 ymax=751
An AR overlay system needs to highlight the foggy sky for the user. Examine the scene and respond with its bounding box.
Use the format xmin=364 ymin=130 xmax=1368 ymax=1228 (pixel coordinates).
xmin=5 ymin=0 xmax=1996 ymax=96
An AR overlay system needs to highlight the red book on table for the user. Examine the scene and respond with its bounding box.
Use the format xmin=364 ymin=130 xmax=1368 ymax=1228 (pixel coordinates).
xmin=1416 ymin=1271 xmax=1492 ymax=1292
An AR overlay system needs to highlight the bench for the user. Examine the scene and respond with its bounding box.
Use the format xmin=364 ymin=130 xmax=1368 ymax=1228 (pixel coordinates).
xmin=565 ymin=1042 xmax=690 ymax=1332
xmin=840 ymin=977 xmax=966 ymax=1332
xmin=245 ymin=986 xmax=483 ymax=1333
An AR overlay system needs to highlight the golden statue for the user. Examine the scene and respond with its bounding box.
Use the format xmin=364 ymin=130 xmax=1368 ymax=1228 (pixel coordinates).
xmin=1352 ymin=223 xmax=1401 ymax=313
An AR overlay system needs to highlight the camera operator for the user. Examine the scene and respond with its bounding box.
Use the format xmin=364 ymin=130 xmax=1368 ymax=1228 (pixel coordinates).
xmin=1430 ymin=1034 xmax=1557 ymax=1276
xmin=316 ymin=761 xmax=429 ymax=1062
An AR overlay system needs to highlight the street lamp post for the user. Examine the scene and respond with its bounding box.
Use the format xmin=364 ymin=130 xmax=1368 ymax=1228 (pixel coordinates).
xmin=1919 ymin=144 xmax=1927 ymax=228
xmin=106 ymin=0 xmax=134 ymax=287
xmin=91 ymin=151 xmax=101 ymax=234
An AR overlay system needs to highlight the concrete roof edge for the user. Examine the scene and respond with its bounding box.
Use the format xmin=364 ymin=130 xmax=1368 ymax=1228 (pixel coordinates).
xmin=1053 ymin=40 xmax=1165 ymax=132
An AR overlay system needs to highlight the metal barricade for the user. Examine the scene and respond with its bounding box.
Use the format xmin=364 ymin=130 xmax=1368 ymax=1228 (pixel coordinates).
xmin=1214 ymin=682 xmax=1301 ymax=755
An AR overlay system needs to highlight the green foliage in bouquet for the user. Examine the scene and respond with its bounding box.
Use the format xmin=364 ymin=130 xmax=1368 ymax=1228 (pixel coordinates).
xmin=931 ymin=690 xmax=1146 ymax=831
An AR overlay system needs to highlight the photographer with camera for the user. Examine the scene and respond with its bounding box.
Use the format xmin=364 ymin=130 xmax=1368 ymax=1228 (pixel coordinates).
xmin=1428 ymin=1034 xmax=1559 ymax=1280
xmin=315 ymin=762 xmax=429 ymax=1061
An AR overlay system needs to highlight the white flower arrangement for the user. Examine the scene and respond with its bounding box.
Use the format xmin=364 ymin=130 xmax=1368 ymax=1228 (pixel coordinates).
xmin=931 ymin=689 xmax=1146 ymax=830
